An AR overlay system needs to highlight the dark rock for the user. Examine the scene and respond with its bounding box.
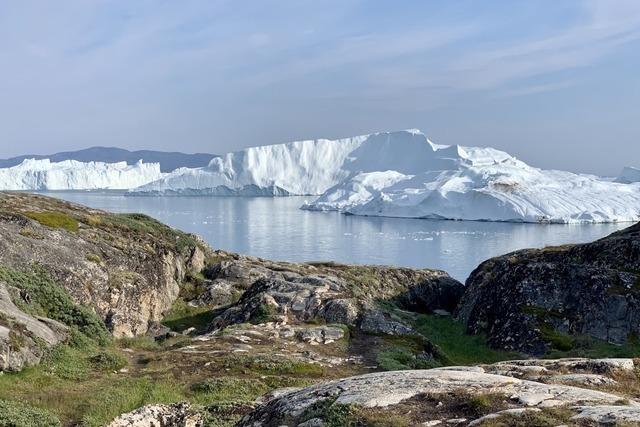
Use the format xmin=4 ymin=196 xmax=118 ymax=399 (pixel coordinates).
xmin=457 ymin=222 xmax=640 ymax=355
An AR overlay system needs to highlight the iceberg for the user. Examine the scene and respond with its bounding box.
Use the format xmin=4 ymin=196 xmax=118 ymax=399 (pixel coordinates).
xmin=0 ymin=158 xmax=164 ymax=190
xmin=616 ymin=166 xmax=640 ymax=184
xmin=131 ymin=129 xmax=640 ymax=223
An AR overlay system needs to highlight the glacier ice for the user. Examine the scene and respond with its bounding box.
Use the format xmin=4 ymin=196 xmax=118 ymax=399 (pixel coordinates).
xmin=616 ymin=166 xmax=640 ymax=184
xmin=0 ymin=158 xmax=164 ymax=190
xmin=133 ymin=129 xmax=640 ymax=224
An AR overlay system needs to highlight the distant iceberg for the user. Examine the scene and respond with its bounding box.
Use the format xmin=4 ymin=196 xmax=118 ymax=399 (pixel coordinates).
xmin=616 ymin=166 xmax=640 ymax=184
xmin=0 ymin=158 xmax=164 ymax=190
xmin=132 ymin=129 xmax=640 ymax=224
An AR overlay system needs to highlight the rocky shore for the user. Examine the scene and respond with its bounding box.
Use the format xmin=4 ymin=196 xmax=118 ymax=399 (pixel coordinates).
xmin=1 ymin=192 xmax=639 ymax=426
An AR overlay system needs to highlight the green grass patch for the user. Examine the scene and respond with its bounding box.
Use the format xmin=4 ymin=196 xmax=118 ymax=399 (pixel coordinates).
xmin=161 ymin=298 xmax=215 ymax=333
xmin=221 ymin=354 xmax=325 ymax=377
xmin=547 ymin=333 xmax=640 ymax=358
xmin=376 ymin=335 xmax=440 ymax=371
xmin=190 ymin=378 xmax=269 ymax=404
xmin=80 ymin=377 xmax=185 ymax=427
xmin=24 ymin=211 xmax=79 ymax=232
xmin=411 ymin=314 xmax=520 ymax=365
xmin=88 ymin=350 xmax=128 ymax=372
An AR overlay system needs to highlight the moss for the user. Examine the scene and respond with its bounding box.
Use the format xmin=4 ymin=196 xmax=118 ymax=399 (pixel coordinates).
xmin=0 ymin=266 xmax=110 ymax=346
xmin=521 ymin=305 xmax=577 ymax=353
xmin=103 ymin=213 xmax=198 ymax=254
xmin=521 ymin=305 xmax=563 ymax=320
xmin=0 ymin=400 xmax=61 ymax=427
xmin=107 ymin=270 xmax=141 ymax=290
xmin=250 ymin=304 xmax=277 ymax=324
xmin=85 ymin=253 xmax=102 ymax=264
xmin=18 ymin=227 xmax=45 ymax=239
xmin=24 ymin=211 xmax=79 ymax=232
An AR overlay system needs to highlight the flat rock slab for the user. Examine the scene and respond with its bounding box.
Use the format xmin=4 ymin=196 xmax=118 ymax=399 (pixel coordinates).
xmin=238 ymin=369 xmax=636 ymax=426
xmin=571 ymin=405 xmax=640 ymax=424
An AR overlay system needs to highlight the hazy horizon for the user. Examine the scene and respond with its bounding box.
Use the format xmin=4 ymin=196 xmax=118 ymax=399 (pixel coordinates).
xmin=1 ymin=1 xmax=639 ymax=175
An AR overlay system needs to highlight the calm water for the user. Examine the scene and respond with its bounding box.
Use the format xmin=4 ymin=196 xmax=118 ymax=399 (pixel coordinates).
xmin=41 ymin=191 xmax=629 ymax=282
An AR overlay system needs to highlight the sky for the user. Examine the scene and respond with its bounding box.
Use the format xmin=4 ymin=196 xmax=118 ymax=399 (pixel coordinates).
xmin=0 ymin=0 xmax=639 ymax=175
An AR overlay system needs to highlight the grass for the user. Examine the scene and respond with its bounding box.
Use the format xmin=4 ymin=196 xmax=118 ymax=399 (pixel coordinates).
xmin=0 ymin=338 xmax=183 ymax=426
xmin=411 ymin=314 xmax=520 ymax=365
xmin=221 ymin=354 xmax=325 ymax=377
xmin=0 ymin=400 xmax=61 ymax=427
xmin=24 ymin=211 xmax=79 ymax=232
xmin=546 ymin=333 xmax=640 ymax=358
xmin=476 ymin=407 xmax=575 ymax=427
xmin=161 ymin=298 xmax=215 ymax=333
xmin=522 ymin=304 xmax=640 ymax=357
xmin=190 ymin=378 xmax=269 ymax=404
xmin=116 ymin=336 xmax=161 ymax=351
xmin=376 ymin=335 xmax=440 ymax=371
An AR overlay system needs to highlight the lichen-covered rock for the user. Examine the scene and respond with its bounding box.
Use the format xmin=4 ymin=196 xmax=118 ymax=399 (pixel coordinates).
xmin=238 ymin=367 xmax=637 ymax=426
xmin=0 ymin=282 xmax=68 ymax=371
xmin=0 ymin=192 xmax=212 ymax=338
xmin=571 ymin=405 xmax=640 ymax=424
xmin=206 ymin=255 xmax=463 ymax=340
xmin=457 ymin=222 xmax=640 ymax=355
xmin=107 ymin=403 xmax=203 ymax=427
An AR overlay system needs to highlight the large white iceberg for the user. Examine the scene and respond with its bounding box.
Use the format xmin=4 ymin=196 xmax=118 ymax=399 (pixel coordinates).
xmin=0 ymin=158 xmax=164 ymax=190
xmin=132 ymin=129 xmax=640 ymax=223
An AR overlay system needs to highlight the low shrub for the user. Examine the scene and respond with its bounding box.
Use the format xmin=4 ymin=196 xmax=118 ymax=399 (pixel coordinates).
xmin=0 ymin=400 xmax=61 ymax=427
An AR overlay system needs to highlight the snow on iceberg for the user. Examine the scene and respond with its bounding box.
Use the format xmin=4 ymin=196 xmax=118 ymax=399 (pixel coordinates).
xmin=616 ymin=166 xmax=640 ymax=183
xmin=0 ymin=158 xmax=164 ymax=190
xmin=304 ymin=132 xmax=640 ymax=223
xmin=131 ymin=133 xmax=372 ymax=196
xmin=131 ymin=129 xmax=640 ymax=223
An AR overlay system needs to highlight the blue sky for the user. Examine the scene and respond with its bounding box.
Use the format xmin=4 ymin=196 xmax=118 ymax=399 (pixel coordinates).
xmin=0 ymin=0 xmax=638 ymax=175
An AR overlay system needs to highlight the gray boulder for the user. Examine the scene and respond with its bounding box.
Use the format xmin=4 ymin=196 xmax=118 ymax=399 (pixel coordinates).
xmin=0 ymin=282 xmax=68 ymax=372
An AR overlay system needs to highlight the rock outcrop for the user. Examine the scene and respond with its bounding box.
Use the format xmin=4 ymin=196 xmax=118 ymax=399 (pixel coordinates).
xmin=238 ymin=358 xmax=639 ymax=426
xmin=0 ymin=282 xmax=68 ymax=371
xmin=457 ymin=222 xmax=640 ymax=355
xmin=106 ymin=403 xmax=203 ymax=427
xmin=204 ymin=254 xmax=463 ymax=339
xmin=0 ymin=192 xmax=210 ymax=338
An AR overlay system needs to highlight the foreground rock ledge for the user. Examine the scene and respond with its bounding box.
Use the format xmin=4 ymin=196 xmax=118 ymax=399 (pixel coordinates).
xmin=237 ymin=365 xmax=638 ymax=426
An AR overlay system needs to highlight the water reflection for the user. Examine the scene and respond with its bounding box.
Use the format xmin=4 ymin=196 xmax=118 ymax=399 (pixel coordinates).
xmin=40 ymin=191 xmax=629 ymax=281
